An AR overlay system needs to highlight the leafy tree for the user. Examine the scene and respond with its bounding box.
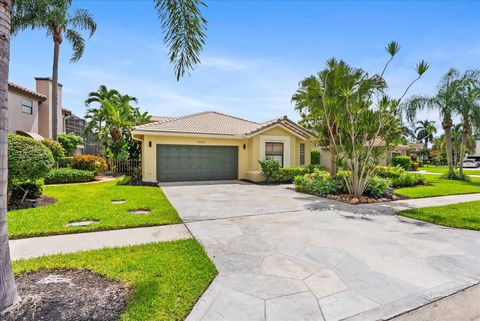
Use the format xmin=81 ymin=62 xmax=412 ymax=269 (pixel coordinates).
xmin=12 ymin=0 xmax=96 ymax=139
xmin=85 ymin=86 xmax=151 ymax=158
xmin=3 ymin=0 xmax=207 ymax=312
xmin=294 ymin=42 xmax=428 ymax=196
xmin=415 ymin=120 xmax=437 ymax=148
xmin=57 ymin=133 xmax=83 ymax=155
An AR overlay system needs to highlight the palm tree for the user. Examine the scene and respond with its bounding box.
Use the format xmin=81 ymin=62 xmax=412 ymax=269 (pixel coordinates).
xmin=451 ymin=124 xmax=463 ymax=168
xmin=12 ymin=0 xmax=96 ymax=139
xmin=403 ymin=68 xmax=462 ymax=178
xmin=2 ymin=0 xmax=207 ymax=312
xmin=0 ymin=0 xmax=18 ymax=312
xmin=415 ymin=120 xmax=437 ymax=148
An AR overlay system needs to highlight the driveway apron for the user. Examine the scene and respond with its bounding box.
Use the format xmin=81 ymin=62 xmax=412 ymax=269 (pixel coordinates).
xmin=162 ymin=182 xmax=480 ymax=321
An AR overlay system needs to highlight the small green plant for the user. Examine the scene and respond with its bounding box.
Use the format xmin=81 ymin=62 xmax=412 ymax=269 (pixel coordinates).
xmin=10 ymin=181 xmax=44 ymax=202
xmin=44 ymin=168 xmax=95 ymax=184
xmin=364 ymin=176 xmax=389 ymax=198
xmin=294 ymin=171 xmax=339 ymax=195
xmin=311 ymin=150 xmax=320 ymax=165
xmin=275 ymin=167 xmax=309 ymax=183
xmin=259 ymin=159 xmax=280 ymax=183
xmin=392 ymin=156 xmax=412 ymax=171
xmin=57 ymin=133 xmax=83 ymax=155
xmin=440 ymin=171 xmax=470 ymax=181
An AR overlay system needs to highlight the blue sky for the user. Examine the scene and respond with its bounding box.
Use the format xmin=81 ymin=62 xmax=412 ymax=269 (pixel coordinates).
xmin=9 ymin=0 xmax=480 ymax=125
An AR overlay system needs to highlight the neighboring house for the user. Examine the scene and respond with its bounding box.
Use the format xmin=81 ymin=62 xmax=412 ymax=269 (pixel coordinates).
xmin=8 ymin=77 xmax=88 ymax=151
xmin=132 ymin=111 xmax=314 ymax=182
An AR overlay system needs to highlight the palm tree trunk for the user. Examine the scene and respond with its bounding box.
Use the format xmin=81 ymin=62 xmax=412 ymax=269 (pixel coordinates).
xmin=51 ymin=34 xmax=61 ymax=139
xmin=0 ymin=0 xmax=19 ymax=312
xmin=443 ymin=120 xmax=455 ymax=178
xmin=458 ymin=122 xmax=469 ymax=176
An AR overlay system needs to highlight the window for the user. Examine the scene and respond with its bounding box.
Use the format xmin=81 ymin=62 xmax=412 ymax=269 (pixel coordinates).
xmin=21 ymin=99 xmax=33 ymax=115
xmin=300 ymin=143 xmax=305 ymax=165
xmin=265 ymin=142 xmax=284 ymax=167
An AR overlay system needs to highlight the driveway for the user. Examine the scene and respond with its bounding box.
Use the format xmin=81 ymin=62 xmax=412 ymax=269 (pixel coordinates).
xmin=162 ymin=182 xmax=480 ymax=321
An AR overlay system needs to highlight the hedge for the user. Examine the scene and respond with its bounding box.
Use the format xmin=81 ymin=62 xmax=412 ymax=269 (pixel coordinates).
xmin=392 ymin=156 xmax=412 ymax=171
xmin=58 ymin=156 xmax=74 ymax=168
xmin=41 ymin=139 xmax=64 ymax=161
xmin=44 ymin=169 xmax=95 ymax=184
xmin=72 ymin=155 xmax=107 ymax=174
xmin=275 ymin=167 xmax=310 ymax=182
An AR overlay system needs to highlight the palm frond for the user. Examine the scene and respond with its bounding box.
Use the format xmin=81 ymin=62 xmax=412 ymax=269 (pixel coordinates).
xmin=65 ymin=28 xmax=85 ymax=62
xmin=155 ymin=0 xmax=208 ymax=80
xmin=67 ymin=8 xmax=96 ymax=37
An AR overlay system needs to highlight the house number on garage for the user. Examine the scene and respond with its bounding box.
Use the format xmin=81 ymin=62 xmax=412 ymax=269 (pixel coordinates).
xmin=197 ymin=140 xmax=207 ymax=144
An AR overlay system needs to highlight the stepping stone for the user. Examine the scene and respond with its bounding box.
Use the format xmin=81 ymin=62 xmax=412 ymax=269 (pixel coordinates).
xmin=111 ymin=199 xmax=126 ymax=204
xmin=66 ymin=221 xmax=98 ymax=227
xmin=129 ymin=209 xmax=151 ymax=215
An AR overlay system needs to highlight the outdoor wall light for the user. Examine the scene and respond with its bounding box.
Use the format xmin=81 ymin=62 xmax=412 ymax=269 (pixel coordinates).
xmin=149 ymin=141 xmax=152 ymax=147
xmin=243 ymin=144 xmax=246 ymax=149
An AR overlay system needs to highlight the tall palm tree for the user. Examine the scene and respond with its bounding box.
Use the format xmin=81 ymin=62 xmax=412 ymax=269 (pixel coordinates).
xmin=12 ymin=0 xmax=96 ymax=139
xmin=403 ymin=68 xmax=462 ymax=178
xmin=2 ymin=0 xmax=207 ymax=312
xmin=0 ymin=0 xmax=19 ymax=313
xmin=415 ymin=120 xmax=437 ymax=148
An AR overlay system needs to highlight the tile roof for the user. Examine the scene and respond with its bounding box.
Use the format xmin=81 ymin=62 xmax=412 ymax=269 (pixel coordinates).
xmin=134 ymin=111 xmax=312 ymax=138
xmin=150 ymin=116 xmax=175 ymax=123
xmin=8 ymin=82 xmax=47 ymax=101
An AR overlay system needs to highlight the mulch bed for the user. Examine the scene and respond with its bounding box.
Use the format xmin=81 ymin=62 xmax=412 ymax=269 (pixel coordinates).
xmin=8 ymin=196 xmax=57 ymax=211
xmin=2 ymin=269 xmax=130 ymax=321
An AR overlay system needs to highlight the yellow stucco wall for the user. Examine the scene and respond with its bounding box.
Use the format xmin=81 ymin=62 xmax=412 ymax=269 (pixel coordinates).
xmin=136 ymin=124 xmax=313 ymax=182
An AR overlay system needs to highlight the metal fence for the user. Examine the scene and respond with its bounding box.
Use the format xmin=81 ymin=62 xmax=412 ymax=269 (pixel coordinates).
xmin=107 ymin=159 xmax=141 ymax=175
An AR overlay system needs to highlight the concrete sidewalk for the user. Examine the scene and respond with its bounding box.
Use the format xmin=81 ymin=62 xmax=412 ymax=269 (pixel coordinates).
xmin=9 ymin=224 xmax=191 ymax=260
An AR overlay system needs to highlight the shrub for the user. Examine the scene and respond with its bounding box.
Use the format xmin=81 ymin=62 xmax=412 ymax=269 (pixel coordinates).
xmin=44 ymin=168 xmax=95 ymax=184
xmin=307 ymin=164 xmax=326 ymax=173
xmin=311 ymin=150 xmax=320 ymax=165
xmin=375 ymin=165 xmax=405 ymax=179
xmin=440 ymin=171 xmax=470 ymax=181
xmin=58 ymin=156 xmax=74 ymax=168
xmin=375 ymin=166 xmax=426 ymax=187
xmin=41 ymin=138 xmax=64 ymax=161
xmin=10 ymin=181 xmax=44 ymax=201
xmin=275 ymin=167 xmax=309 ymax=182
xmin=294 ymin=171 xmax=339 ymax=195
xmin=72 ymin=155 xmax=107 ymax=174
xmin=364 ymin=176 xmax=389 ymax=198
xmin=392 ymin=156 xmax=412 ymax=171
xmin=57 ymin=133 xmax=83 ymax=155
xmin=259 ymin=159 xmax=280 ymax=183
xmin=8 ymin=134 xmax=54 ymax=186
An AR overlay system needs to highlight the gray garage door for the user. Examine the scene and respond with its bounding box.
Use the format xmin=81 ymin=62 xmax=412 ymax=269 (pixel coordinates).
xmin=156 ymin=144 xmax=238 ymax=181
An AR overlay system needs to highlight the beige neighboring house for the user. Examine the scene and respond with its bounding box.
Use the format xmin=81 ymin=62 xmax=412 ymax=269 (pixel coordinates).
xmin=132 ymin=111 xmax=315 ymax=182
xmin=8 ymin=77 xmax=71 ymax=140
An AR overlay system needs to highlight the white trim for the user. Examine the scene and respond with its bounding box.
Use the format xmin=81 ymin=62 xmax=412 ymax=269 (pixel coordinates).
xmin=131 ymin=130 xmax=244 ymax=139
xmin=246 ymin=123 xmax=308 ymax=140
xmin=260 ymin=135 xmax=291 ymax=167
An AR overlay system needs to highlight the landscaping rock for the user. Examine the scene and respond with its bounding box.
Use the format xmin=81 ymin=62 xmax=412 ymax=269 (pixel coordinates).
xmin=349 ymin=198 xmax=360 ymax=205
xmin=2 ymin=269 xmax=129 ymax=321
xmin=391 ymin=195 xmax=400 ymax=201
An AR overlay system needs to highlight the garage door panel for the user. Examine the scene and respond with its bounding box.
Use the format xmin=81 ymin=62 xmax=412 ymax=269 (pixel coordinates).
xmin=156 ymin=144 xmax=238 ymax=181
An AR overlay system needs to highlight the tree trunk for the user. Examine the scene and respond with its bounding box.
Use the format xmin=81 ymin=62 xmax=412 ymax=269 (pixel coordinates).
xmin=51 ymin=33 xmax=61 ymax=139
xmin=443 ymin=118 xmax=455 ymax=178
xmin=0 ymin=0 xmax=19 ymax=312
xmin=458 ymin=122 xmax=469 ymax=176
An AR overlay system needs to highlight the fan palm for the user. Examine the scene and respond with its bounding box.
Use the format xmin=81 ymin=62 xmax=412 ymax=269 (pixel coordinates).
xmin=12 ymin=0 xmax=96 ymax=139
xmin=415 ymin=120 xmax=437 ymax=148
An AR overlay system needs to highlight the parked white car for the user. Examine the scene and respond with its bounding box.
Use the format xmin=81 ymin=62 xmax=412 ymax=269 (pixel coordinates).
xmin=463 ymin=159 xmax=480 ymax=168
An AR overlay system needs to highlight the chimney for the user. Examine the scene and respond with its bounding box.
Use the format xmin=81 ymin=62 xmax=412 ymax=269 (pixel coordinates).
xmin=35 ymin=77 xmax=63 ymax=139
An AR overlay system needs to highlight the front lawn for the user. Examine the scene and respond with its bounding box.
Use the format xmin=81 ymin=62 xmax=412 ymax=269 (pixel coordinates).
xmin=8 ymin=180 xmax=181 ymax=239
xmin=398 ymin=200 xmax=480 ymax=230
xmin=420 ymin=165 xmax=480 ymax=176
xmin=13 ymin=240 xmax=217 ymax=321
xmin=395 ymin=175 xmax=480 ymax=198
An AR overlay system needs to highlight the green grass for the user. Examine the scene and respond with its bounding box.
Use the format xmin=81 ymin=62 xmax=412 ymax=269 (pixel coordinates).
xmin=420 ymin=165 xmax=480 ymax=176
xmin=395 ymin=175 xmax=480 ymax=198
xmin=12 ymin=240 xmax=217 ymax=321
xmin=8 ymin=180 xmax=181 ymax=239
xmin=399 ymin=200 xmax=480 ymax=230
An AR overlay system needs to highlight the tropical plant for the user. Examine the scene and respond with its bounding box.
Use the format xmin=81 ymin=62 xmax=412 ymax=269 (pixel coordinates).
xmin=57 ymin=132 xmax=83 ymax=155
xmin=12 ymin=0 xmax=96 ymax=139
xmin=415 ymin=120 xmax=437 ymax=148
xmin=3 ymin=0 xmax=207 ymax=311
xmin=403 ymin=69 xmax=464 ymax=178
xmin=293 ymin=42 xmax=427 ymax=196
xmin=85 ymin=86 xmax=151 ymax=158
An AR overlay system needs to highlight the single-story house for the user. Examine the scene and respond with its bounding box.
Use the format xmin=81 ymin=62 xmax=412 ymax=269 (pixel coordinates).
xmin=132 ymin=111 xmax=315 ymax=182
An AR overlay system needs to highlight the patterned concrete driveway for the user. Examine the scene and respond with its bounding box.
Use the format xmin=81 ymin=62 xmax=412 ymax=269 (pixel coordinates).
xmin=162 ymin=182 xmax=480 ymax=321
